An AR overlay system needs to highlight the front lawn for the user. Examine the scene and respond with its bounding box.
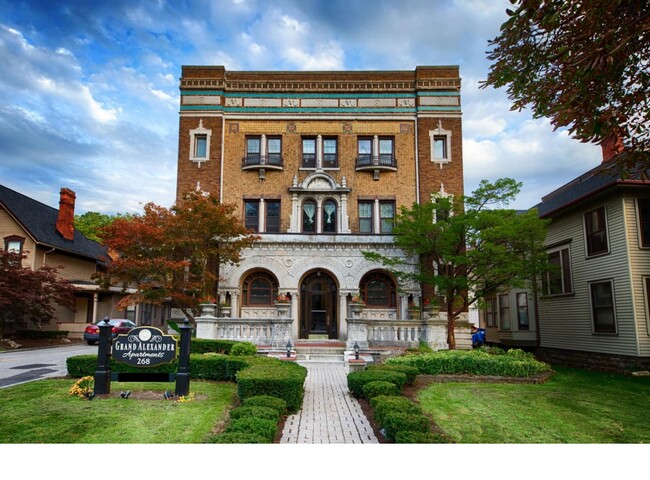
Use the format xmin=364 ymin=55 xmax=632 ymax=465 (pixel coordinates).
xmin=0 ymin=379 xmax=236 ymax=443
xmin=417 ymin=366 xmax=650 ymax=443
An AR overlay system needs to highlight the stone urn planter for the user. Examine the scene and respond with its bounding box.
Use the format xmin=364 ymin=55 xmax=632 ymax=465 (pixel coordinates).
xmin=350 ymin=303 xmax=365 ymax=315
xmin=407 ymin=308 xmax=421 ymax=320
xmin=275 ymin=302 xmax=291 ymax=316
xmin=198 ymin=303 xmax=217 ymax=317
xmin=219 ymin=305 xmax=232 ymax=318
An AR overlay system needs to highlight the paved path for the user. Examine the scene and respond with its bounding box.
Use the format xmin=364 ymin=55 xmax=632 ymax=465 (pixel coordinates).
xmin=280 ymin=362 xmax=378 ymax=444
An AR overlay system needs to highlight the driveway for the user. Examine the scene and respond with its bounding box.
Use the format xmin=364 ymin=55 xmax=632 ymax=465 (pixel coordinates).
xmin=0 ymin=344 xmax=96 ymax=388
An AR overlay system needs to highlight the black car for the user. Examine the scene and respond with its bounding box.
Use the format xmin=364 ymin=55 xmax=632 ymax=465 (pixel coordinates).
xmin=83 ymin=319 xmax=136 ymax=345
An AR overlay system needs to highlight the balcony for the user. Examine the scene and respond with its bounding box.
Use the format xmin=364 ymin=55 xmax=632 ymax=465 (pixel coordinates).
xmin=355 ymin=154 xmax=397 ymax=179
xmin=242 ymin=154 xmax=284 ymax=171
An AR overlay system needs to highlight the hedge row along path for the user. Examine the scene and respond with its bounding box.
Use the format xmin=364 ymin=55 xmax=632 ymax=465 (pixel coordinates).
xmin=280 ymin=362 xmax=378 ymax=444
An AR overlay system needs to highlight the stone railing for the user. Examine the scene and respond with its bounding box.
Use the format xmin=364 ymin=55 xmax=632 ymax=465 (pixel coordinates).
xmin=346 ymin=312 xmax=472 ymax=351
xmin=195 ymin=315 xmax=293 ymax=348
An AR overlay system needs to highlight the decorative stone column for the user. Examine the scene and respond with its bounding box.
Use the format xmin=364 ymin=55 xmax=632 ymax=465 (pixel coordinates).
xmin=195 ymin=308 xmax=218 ymax=339
xmin=346 ymin=318 xmax=369 ymax=349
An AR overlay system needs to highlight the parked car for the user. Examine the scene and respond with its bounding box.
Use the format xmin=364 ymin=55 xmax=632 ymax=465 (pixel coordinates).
xmin=83 ymin=319 xmax=136 ymax=345
xmin=471 ymin=327 xmax=486 ymax=348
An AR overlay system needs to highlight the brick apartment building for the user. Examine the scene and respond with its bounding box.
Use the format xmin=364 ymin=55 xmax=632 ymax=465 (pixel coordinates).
xmin=175 ymin=66 xmax=468 ymax=349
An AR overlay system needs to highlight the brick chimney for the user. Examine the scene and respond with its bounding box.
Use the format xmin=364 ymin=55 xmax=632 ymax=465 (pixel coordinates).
xmin=56 ymin=188 xmax=76 ymax=241
xmin=601 ymin=134 xmax=624 ymax=163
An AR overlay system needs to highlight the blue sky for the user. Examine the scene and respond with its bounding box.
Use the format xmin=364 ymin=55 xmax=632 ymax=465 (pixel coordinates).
xmin=0 ymin=0 xmax=602 ymax=215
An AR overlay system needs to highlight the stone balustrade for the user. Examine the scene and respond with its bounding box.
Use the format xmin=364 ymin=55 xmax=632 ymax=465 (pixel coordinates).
xmin=195 ymin=315 xmax=293 ymax=348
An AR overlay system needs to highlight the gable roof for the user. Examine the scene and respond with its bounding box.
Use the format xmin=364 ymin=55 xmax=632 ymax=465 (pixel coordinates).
xmin=534 ymin=158 xmax=650 ymax=218
xmin=0 ymin=184 xmax=109 ymax=263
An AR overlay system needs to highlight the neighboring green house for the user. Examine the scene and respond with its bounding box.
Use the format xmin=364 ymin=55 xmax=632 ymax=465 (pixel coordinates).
xmin=483 ymin=150 xmax=650 ymax=370
xmin=0 ymin=184 xmax=167 ymax=337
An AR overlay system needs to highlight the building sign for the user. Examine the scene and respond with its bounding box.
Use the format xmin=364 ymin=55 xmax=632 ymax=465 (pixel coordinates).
xmin=112 ymin=327 xmax=178 ymax=367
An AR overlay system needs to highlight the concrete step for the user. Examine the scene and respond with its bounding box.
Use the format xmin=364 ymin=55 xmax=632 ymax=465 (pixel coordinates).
xmin=296 ymin=353 xmax=346 ymax=362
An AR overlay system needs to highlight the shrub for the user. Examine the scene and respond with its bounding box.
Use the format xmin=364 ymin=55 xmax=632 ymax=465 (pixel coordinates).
xmin=190 ymin=338 xmax=238 ymax=354
xmin=386 ymin=349 xmax=551 ymax=377
xmin=395 ymin=431 xmax=453 ymax=444
xmin=241 ymin=395 xmax=288 ymax=416
xmin=230 ymin=342 xmax=257 ymax=356
xmin=347 ymin=369 xmax=407 ymax=398
xmin=230 ymin=405 xmax=280 ymax=422
xmin=370 ymin=395 xmax=422 ymax=425
xmin=362 ymin=380 xmax=399 ymax=399
xmin=367 ymin=364 xmax=419 ymax=385
xmin=16 ymin=330 xmax=68 ymax=339
xmin=225 ymin=416 xmax=278 ymax=443
xmin=382 ymin=411 xmax=431 ymax=443
xmin=207 ymin=432 xmax=267 ymax=444
xmin=236 ymin=358 xmax=307 ymax=413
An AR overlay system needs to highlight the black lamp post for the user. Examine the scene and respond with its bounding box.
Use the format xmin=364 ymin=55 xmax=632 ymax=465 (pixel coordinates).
xmin=353 ymin=341 xmax=360 ymax=360
xmin=286 ymin=340 xmax=292 ymax=358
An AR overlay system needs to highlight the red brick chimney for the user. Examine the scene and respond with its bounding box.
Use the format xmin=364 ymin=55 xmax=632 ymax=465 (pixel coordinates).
xmin=56 ymin=188 xmax=76 ymax=241
xmin=601 ymin=134 xmax=624 ymax=163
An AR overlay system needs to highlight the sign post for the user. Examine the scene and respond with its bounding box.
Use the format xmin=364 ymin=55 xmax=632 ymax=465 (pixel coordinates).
xmin=94 ymin=317 xmax=113 ymax=394
xmin=175 ymin=319 xmax=192 ymax=396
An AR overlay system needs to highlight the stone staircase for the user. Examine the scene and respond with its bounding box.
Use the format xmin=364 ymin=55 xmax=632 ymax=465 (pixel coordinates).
xmin=293 ymin=340 xmax=347 ymax=363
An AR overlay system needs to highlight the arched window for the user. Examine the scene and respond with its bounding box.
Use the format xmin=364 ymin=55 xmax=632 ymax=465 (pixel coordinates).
xmin=242 ymin=271 xmax=278 ymax=306
xmin=302 ymin=200 xmax=316 ymax=233
xmin=322 ymin=199 xmax=337 ymax=233
xmin=360 ymin=272 xmax=396 ymax=308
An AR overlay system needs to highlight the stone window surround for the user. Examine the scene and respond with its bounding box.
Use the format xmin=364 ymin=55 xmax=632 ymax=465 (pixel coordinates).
xmin=189 ymin=119 xmax=212 ymax=167
xmin=429 ymin=120 xmax=452 ymax=167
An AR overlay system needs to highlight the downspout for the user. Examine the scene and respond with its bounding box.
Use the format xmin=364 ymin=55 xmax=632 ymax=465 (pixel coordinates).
xmin=42 ymin=246 xmax=56 ymax=266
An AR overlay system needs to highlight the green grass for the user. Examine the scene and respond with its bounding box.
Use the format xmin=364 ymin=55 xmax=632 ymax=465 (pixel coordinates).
xmin=417 ymin=366 xmax=650 ymax=443
xmin=0 ymin=379 xmax=236 ymax=443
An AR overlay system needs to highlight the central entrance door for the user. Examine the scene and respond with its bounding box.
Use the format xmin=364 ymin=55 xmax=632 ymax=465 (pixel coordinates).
xmin=300 ymin=271 xmax=337 ymax=339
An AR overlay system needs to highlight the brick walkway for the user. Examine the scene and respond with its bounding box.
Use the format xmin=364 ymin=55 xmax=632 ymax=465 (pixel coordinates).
xmin=280 ymin=362 xmax=378 ymax=444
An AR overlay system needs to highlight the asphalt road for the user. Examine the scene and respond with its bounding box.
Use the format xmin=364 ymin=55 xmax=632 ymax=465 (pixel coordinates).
xmin=0 ymin=344 xmax=96 ymax=388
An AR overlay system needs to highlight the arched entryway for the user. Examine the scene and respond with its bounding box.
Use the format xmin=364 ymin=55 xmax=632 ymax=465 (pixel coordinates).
xmin=300 ymin=270 xmax=338 ymax=339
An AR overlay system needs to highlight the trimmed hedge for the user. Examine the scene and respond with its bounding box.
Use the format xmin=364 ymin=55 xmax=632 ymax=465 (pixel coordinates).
xmin=386 ymin=348 xmax=551 ymax=377
xmin=362 ymin=380 xmax=400 ymax=399
xmin=230 ymin=342 xmax=257 ymax=356
xmin=367 ymin=364 xmax=419 ymax=385
xmin=230 ymin=405 xmax=280 ymax=422
xmin=347 ymin=369 xmax=407 ymax=398
xmin=15 ymin=330 xmax=68 ymax=339
xmin=382 ymin=411 xmax=431 ymax=443
xmin=370 ymin=395 xmax=422 ymax=425
xmin=207 ymin=432 xmax=267 ymax=444
xmin=190 ymin=338 xmax=239 ymax=355
xmin=241 ymin=395 xmax=288 ymax=416
xmin=224 ymin=416 xmax=278 ymax=443
xmin=236 ymin=359 xmax=307 ymax=413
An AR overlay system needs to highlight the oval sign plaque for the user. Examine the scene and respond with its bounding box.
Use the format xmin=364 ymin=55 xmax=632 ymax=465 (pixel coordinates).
xmin=112 ymin=327 xmax=178 ymax=367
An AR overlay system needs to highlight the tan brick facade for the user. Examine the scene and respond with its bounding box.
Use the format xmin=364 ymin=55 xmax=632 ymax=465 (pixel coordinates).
xmin=175 ymin=66 xmax=464 ymax=343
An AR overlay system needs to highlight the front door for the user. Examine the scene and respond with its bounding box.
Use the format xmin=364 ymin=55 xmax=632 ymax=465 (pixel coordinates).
xmin=300 ymin=272 xmax=337 ymax=339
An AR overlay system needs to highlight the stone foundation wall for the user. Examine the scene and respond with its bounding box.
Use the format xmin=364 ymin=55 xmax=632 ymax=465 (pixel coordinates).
xmin=536 ymin=347 xmax=650 ymax=373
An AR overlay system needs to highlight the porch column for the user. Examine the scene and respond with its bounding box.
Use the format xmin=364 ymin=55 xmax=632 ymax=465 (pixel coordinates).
xmin=339 ymin=292 xmax=348 ymax=340
xmin=92 ymin=292 xmax=99 ymax=322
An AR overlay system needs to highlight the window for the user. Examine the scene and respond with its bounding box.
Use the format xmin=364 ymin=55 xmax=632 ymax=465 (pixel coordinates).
xmin=125 ymin=305 xmax=136 ymax=322
xmin=245 ymin=137 xmax=261 ymax=166
xmin=378 ymin=138 xmax=394 ymax=166
xmin=638 ymin=198 xmax=650 ymax=247
xmin=499 ymin=294 xmax=511 ymax=330
xmin=323 ymin=138 xmax=338 ymax=168
xmin=360 ymin=272 xmax=396 ymax=308
xmin=517 ymin=292 xmax=530 ymax=330
xmin=432 ymin=194 xmax=453 ymax=223
xmin=302 ymin=138 xmax=316 ymax=168
xmin=590 ymin=281 xmax=617 ymax=334
xmin=3 ymin=235 xmax=24 ymax=255
xmin=429 ymin=121 xmax=452 ymax=165
xmin=357 ymin=138 xmax=372 ymax=167
xmin=322 ymin=199 xmax=337 ymax=233
xmin=189 ymin=120 xmax=211 ymax=164
xmin=244 ymin=200 xmax=259 ymax=232
xmin=358 ymin=202 xmax=373 ymax=233
xmin=584 ymin=206 xmax=609 ymax=256
xmin=485 ymin=297 xmax=496 ymax=327
xmin=302 ymin=200 xmax=317 ymax=233
xmin=267 ymin=137 xmax=282 ymax=166
xmin=242 ymin=271 xmax=278 ymax=306
xmin=542 ymin=246 xmax=573 ymax=295
xmin=380 ymin=202 xmax=395 ymax=233
xmin=644 ymin=278 xmax=650 ymax=327
xmin=266 ymin=200 xmax=281 ymax=233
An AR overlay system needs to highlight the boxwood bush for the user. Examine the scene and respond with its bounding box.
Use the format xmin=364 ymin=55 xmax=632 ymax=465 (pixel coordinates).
xmin=190 ymin=338 xmax=238 ymax=354
xmin=367 ymin=363 xmax=419 ymax=385
xmin=241 ymin=395 xmax=288 ymax=416
xmin=347 ymin=369 xmax=407 ymax=398
xmin=16 ymin=330 xmax=68 ymax=339
xmin=224 ymin=416 xmax=278 ymax=443
xmin=236 ymin=359 xmax=307 ymax=413
xmin=382 ymin=411 xmax=431 ymax=443
xmin=230 ymin=405 xmax=280 ymax=422
xmin=386 ymin=349 xmax=551 ymax=377
xmin=362 ymin=380 xmax=400 ymax=399
xmin=370 ymin=395 xmax=422 ymax=425
xmin=230 ymin=342 xmax=257 ymax=356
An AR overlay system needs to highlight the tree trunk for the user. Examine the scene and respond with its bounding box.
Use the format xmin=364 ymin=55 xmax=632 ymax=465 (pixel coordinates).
xmin=447 ymin=307 xmax=456 ymax=350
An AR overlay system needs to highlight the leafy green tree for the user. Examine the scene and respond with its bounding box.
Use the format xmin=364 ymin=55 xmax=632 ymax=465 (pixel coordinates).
xmin=364 ymin=178 xmax=548 ymax=349
xmin=95 ymin=192 xmax=259 ymax=322
xmin=482 ymin=0 xmax=649 ymax=171
xmin=0 ymin=250 xmax=76 ymax=332
xmin=75 ymin=211 xmax=131 ymax=243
